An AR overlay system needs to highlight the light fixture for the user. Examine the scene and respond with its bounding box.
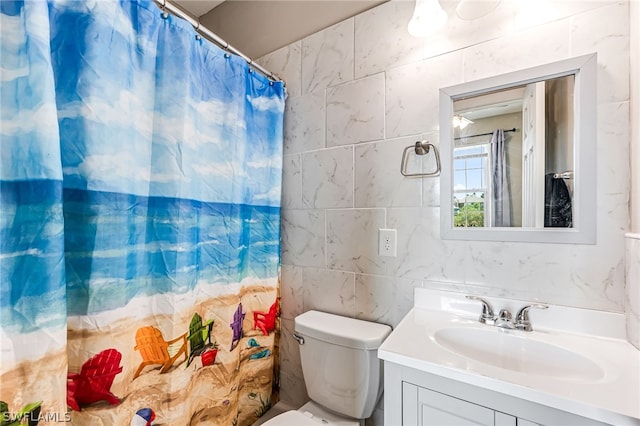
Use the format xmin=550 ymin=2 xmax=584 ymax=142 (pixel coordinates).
xmin=408 ymin=0 xmax=448 ymax=38
xmin=455 ymin=0 xmax=501 ymax=20
xmin=452 ymin=115 xmax=473 ymax=129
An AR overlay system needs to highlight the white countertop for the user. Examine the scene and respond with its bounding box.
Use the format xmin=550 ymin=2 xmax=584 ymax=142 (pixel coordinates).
xmin=378 ymin=288 xmax=640 ymax=425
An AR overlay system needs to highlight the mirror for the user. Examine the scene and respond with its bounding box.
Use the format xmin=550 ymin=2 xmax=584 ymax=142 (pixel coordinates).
xmin=439 ymin=54 xmax=597 ymax=244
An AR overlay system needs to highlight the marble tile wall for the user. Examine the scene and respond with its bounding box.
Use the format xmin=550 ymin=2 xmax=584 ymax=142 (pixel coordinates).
xmin=626 ymin=235 xmax=640 ymax=350
xmin=258 ymin=0 xmax=632 ymax=420
xmin=629 ymin=0 xmax=640 ymax=352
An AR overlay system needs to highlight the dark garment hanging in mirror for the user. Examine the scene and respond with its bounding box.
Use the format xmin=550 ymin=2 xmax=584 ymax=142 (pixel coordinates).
xmin=544 ymin=173 xmax=573 ymax=227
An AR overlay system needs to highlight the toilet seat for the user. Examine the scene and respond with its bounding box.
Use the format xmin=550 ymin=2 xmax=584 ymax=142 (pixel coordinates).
xmin=261 ymin=401 xmax=360 ymax=426
xmin=261 ymin=410 xmax=323 ymax=425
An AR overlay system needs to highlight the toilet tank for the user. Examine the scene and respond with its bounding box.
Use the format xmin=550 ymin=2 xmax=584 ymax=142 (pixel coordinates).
xmin=294 ymin=311 xmax=392 ymax=419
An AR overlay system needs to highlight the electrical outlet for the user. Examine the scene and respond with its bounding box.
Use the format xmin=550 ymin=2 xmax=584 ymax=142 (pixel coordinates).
xmin=378 ymin=228 xmax=397 ymax=257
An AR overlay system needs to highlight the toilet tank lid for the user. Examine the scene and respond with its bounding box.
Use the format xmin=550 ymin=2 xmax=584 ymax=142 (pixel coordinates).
xmin=294 ymin=310 xmax=391 ymax=350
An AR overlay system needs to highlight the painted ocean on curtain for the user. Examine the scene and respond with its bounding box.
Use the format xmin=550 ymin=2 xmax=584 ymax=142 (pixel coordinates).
xmin=62 ymin=191 xmax=281 ymax=316
xmin=2 ymin=185 xmax=281 ymax=329
xmin=1 ymin=1 xmax=285 ymax=424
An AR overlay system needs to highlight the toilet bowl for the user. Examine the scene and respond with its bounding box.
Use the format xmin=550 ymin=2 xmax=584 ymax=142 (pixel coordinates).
xmin=262 ymin=311 xmax=391 ymax=426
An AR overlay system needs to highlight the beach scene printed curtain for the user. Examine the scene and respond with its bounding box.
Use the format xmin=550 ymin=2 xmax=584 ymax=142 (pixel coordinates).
xmin=0 ymin=1 xmax=285 ymax=424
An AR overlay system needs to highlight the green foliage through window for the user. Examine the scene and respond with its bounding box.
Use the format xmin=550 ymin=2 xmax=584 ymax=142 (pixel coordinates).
xmin=454 ymin=202 xmax=485 ymax=227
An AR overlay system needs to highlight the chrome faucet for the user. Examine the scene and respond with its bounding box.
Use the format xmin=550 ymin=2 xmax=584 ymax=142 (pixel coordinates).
xmin=465 ymin=295 xmax=495 ymax=324
xmin=514 ymin=304 xmax=549 ymax=331
xmin=466 ymin=295 xmax=549 ymax=332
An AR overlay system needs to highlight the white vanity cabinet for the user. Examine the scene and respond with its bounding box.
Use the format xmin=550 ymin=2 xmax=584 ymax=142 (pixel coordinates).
xmin=402 ymin=381 xmax=540 ymax=426
xmin=385 ymin=362 xmax=607 ymax=426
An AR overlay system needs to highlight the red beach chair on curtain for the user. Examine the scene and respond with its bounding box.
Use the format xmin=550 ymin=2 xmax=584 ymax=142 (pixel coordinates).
xmin=67 ymin=348 xmax=123 ymax=411
xmin=253 ymin=298 xmax=280 ymax=336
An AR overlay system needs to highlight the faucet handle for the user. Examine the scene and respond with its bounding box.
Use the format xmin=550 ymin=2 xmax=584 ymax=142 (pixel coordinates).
xmin=465 ymin=295 xmax=495 ymax=324
xmin=515 ymin=304 xmax=549 ymax=331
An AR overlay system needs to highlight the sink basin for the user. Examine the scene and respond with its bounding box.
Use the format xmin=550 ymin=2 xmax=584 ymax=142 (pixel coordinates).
xmin=433 ymin=327 xmax=604 ymax=380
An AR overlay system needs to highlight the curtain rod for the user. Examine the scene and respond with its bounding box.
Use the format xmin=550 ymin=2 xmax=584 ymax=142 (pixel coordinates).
xmin=454 ymin=128 xmax=517 ymax=141
xmin=153 ymin=0 xmax=283 ymax=84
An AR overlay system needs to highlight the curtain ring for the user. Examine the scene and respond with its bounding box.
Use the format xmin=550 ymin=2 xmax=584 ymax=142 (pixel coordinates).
xmin=194 ymin=22 xmax=201 ymax=40
xmin=160 ymin=0 xmax=169 ymax=19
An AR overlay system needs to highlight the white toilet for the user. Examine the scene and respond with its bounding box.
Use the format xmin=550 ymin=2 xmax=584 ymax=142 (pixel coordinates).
xmin=264 ymin=310 xmax=392 ymax=426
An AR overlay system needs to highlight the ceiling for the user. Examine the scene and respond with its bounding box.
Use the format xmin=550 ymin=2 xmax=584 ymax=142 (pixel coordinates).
xmin=171 ymin=0 xmax=387 ymax=58
xmin=173 ymin=0 xmax=224 ymax=17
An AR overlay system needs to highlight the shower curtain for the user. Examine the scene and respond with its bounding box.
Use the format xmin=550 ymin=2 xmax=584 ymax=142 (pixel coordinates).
xmin=0 ymin=1 xmax=285 ymax=425
xmin=490 ymin=129 xmax=511 ymax=227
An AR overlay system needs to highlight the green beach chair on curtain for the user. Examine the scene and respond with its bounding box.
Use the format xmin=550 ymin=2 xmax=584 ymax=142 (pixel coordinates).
xmin=186 ymin=312 xmax=214 ymax=367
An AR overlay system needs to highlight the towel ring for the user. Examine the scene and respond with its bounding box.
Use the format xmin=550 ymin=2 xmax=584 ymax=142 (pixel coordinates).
xmin=400 ymin=141 xmax=441 ymax=177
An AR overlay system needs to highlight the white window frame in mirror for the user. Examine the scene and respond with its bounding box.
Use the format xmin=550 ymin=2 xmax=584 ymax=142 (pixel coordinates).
xmin=439 ymin=53 xmax=597 ymax=244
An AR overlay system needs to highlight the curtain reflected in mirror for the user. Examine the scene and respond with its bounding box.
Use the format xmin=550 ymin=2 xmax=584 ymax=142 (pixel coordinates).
xmin=452 ymin=75 xmax=574 ymax=229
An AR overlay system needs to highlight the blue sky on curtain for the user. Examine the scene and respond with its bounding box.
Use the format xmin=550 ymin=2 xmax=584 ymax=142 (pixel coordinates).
xmin=1 ymin=1 xmax=285 ymax=424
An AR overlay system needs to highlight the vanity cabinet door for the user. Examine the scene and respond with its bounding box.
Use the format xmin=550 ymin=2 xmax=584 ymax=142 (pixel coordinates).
xmin=402 ymin=382 xmax=511 ymax=426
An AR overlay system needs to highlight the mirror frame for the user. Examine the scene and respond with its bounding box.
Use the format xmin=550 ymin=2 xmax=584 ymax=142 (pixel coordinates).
xmin=439 ymin=53 xmax=597 ymax=244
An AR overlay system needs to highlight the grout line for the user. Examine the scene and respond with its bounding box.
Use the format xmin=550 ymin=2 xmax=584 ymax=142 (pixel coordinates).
xmin=295 ymin=265 xmax=414 ymax=282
